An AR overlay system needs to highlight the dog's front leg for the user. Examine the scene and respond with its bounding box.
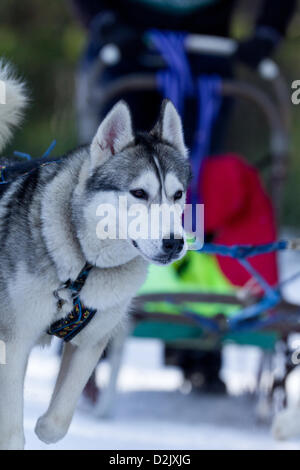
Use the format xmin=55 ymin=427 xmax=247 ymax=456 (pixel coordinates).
xmin=0 ymin=340 xmax=31 ymax=450
xmin=35 ymin=338 xmax=108 ymax=444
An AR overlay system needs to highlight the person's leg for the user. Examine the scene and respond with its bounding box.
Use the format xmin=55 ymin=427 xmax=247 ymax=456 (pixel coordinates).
xmin=165 ymin=346 xmax=226 ymax=394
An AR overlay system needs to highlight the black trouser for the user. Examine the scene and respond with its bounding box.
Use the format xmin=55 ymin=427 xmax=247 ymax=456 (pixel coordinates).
xmin=165 ymin=346 xmax=222 ymax=382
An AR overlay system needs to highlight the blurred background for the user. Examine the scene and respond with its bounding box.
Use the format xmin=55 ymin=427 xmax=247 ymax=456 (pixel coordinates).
xmin=0 ymin=0 xmax=300 ymax=224
xmin=2 ymin=0 xmax=300 ymax=450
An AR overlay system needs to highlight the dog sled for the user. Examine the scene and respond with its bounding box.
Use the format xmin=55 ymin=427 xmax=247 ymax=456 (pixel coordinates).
xmin=76 ymin=33 xmax=300 ymax=420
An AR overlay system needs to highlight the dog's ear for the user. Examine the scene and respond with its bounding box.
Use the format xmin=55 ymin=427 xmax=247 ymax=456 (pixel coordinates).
xmin=90 ymin=100 xmax=134 ymax=167
xmin=151 ymin=100 xmax=188 ymax=158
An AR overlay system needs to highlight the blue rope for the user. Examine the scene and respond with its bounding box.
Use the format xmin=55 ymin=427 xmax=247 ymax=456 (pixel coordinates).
xmin=238 ymin=258 xmax=278 ymax=300
xmin=190 ymin=76 xmax=222 ymax=203
xmin=278 ymin=269 xmax=300 ymax=288
xmin=149 ymin=30 xmax=193 ymax=114
xmin=229 ymin=314 xmax=281 ymax=333
xmin=146 ymin=29 xmax=295 ymax=331
xmin=198 ymin=241 xmax=288 ymax=258
xmin=13 ymin=140 xmax=57 ymax=163
xmin=228 ymin=294 xmax=281 ymax=328
xmin=183 ymin=305 xmax=282 ymax=333
xmin=13 ymin=151 xmax=32 ymax=161
xmin=180 ymin=240 xmax=300 ymax=330
xmin=194 ymin=241 xmax=288 ymax=328
xmin=41 ymin=139 xmax=57 ymax=159
xmin=190 ymin=76 xmax=221 ymax=232
xmin=182 ymin=311 xmax=221 ymax=333
xmin=148 ymin=30 xmax=222 ymax=233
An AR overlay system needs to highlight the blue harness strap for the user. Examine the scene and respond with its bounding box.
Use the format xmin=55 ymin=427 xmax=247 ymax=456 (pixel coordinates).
xmin=0 ymin=140 xmax=58 ymax=186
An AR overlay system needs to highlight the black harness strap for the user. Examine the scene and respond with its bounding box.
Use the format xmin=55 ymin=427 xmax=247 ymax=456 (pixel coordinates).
xmin=48 ymin=263 xmax=97 ymax=342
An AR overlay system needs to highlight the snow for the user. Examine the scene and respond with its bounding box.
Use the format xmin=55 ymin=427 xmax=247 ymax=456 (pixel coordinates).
xmin=22 ymin=237 xmax=300 ymax=450
xmin=23 ymin=338 xmax=300 ymax=450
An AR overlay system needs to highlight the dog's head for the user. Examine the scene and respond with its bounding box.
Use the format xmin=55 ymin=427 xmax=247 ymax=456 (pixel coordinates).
xmin=78 ymin=99 xmax=191 ymax=266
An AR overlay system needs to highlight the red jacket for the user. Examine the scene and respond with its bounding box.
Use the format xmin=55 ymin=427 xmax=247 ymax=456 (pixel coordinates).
xmin=201 ymin=154 xmax=278 ymax=288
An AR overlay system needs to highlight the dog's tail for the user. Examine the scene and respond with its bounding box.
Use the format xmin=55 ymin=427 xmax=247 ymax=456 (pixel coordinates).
xmin=0 ymin=61 xmax=28 ymax=152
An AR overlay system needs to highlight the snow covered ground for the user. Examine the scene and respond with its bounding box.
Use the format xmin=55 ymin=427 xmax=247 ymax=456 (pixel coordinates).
xmin=23 ymin=237 xmax=300 ymax=450
xmin=24 ymin=339 xmax=300 ymax=450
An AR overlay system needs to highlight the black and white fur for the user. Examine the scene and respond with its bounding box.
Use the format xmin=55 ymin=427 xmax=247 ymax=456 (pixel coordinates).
xmin=0 ymin=64 xmax=191 ymax=449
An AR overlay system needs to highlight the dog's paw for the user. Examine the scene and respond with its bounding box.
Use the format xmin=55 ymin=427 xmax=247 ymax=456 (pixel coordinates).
xmin=272 ymin=408 xmax=300 ymax=440
xmin=35 ymin=414 xmax=69 ymax=444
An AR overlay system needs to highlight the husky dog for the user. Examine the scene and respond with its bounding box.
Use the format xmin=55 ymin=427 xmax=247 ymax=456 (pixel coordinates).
xmin=0 ymin=64 xmax=191 ymax=449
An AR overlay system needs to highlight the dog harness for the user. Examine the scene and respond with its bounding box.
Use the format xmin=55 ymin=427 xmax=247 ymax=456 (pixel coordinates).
xmin=48 ymin=263 xmax=97 ymax=342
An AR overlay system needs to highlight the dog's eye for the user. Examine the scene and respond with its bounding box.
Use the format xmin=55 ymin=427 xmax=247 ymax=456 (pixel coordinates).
xmin=130 ymin=189 xmax=148 ymax=200
xmin=174 ymin=190 xmax=183 ymax=201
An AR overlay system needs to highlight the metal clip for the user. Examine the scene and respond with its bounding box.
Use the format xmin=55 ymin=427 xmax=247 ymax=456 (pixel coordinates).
xmin=53 ymin=282 xmax=69 ymax=310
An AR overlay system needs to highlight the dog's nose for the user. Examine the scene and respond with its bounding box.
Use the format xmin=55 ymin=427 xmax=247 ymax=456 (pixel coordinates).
xmin=162 ymin=234 xmax=184 ymax=255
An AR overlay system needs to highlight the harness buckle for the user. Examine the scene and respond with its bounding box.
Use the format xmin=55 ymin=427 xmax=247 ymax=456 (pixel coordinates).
xmin=53 ymin=282 xmax=69 ymax=310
